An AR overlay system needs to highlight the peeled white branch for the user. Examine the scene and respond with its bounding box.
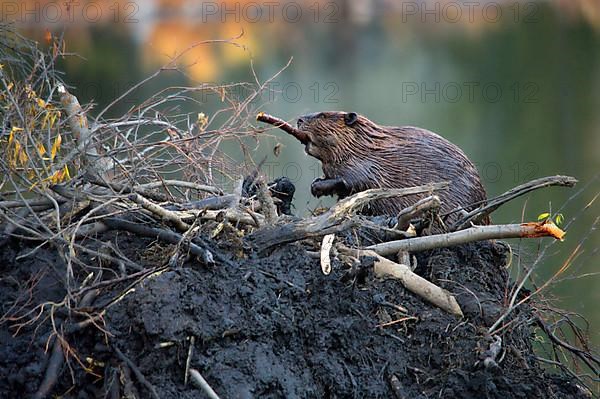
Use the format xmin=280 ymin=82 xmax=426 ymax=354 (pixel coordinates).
xmin=345 ymin=248 xmax=463 ymax=317
xmin=366 ymin=221 xmax=565 ymax=256
xmin=189 ymin=369 xmax=221 ymax=399
xmin=183 ymin=208 xmax=264 ymax=227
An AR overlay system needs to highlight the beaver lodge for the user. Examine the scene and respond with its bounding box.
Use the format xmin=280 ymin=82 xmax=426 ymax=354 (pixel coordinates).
xmin=0 ymin=29 xmax=598 ymax=398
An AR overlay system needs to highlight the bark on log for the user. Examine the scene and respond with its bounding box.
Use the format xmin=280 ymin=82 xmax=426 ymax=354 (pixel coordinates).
xmin=57 ymin=85 xmax=114 ymax=177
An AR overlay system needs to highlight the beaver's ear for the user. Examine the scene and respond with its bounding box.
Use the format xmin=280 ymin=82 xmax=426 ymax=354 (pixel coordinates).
xmin=344 ymin=112 xmax=358 ymax=126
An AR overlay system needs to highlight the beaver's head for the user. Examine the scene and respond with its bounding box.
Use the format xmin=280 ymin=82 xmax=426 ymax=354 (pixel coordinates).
xmin=296 ymin=111 xmax=386 ymax=163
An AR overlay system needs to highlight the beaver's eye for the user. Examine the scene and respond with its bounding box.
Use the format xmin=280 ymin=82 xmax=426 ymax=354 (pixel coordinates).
xmin=344 ymin=112 xmax=358 ymax=126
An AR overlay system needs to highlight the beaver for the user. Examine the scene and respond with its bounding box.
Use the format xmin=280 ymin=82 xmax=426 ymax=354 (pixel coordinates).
xmin=294 ymin=111 xmax=489 ymax=226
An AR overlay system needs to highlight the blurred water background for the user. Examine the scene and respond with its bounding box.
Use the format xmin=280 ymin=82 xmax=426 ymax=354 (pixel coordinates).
xmin=4 ymin=0 xmax=599 ymax=346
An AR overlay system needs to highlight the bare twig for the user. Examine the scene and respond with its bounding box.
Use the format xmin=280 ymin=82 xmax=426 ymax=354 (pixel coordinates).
xmin=32 ymin=333 xmax=65 ymax=399
xmin=255 ymin=178 xmax=278 ymax=224
xmin=189 ymin=368 xmax=221 ymax=399
xmin=121 ymin=362 xmax=139 ymax=398
xmin=450 ymin=175 xmax=578 ymax=230
xmin=33 ymin=290 xmax=98 ymax=399
xmin=57 ymin=85 xmax=114 ymax=176
xmin=195 ymin=208 xmax=264 ymax=227
xmin=101 ymin=217 xmax=215 ymax=264
xmin=85 ymin=174 xmax=170 ymax=202
xmin=339 ymin=246 xmax=463 ymax=316
xmin=136 ymin=180 xmax=223 ymax=195
xmin=535 ymin=316 xmax=600 ymax=374
xmin=0 ymin=197 xmax=67 ymax=209
xmin=376 ymin=316 xmax=418 ymax=328
xmin=184 ymin=336 xmax=195 ymax=386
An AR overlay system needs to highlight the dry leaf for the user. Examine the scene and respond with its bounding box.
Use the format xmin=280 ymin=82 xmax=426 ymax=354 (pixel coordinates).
xmin=51 ymin=134 xmax=62 ymax=161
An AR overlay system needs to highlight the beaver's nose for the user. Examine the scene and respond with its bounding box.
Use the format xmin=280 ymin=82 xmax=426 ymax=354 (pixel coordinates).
xmin=297 ymin=112 xmax=321 ymax=129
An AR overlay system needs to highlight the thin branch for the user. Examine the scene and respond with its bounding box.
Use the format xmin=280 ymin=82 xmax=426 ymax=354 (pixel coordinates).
xmin=128 ymin=193 xmax=190 ymax=232
xmin=189 ymin=369 xmax=221 ymax=399
xmin=101 ymin=217 xmax=214 ymax=264
xmin=450 ymin=175 xmax=578 ymax=230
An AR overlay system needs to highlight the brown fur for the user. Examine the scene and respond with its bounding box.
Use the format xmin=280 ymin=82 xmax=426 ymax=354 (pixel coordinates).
xmin=297 ymin=111 xmax=489 ymax=225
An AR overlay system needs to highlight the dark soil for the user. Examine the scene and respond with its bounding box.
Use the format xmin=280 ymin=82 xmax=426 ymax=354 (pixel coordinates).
xmin=0 ymin=226 xmax=588 ymax=398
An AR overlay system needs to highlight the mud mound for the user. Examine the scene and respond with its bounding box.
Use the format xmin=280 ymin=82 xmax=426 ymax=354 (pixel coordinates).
xmin=0 ymin=233 xmax=587 ymax=398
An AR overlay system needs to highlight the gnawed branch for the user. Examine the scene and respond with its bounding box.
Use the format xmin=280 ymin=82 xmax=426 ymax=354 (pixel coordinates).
xmin=340 ymin=247 xmax=463 ymax=316
xmin=366 ymin=220 xmax=566 ymax=256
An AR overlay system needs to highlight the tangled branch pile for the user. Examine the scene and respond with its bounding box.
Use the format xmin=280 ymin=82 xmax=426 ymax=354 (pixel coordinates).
xmin=1 ymin=27 xmax=597 ymax=398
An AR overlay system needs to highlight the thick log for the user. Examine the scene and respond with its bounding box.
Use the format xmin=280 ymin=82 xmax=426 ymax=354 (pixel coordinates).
xmin=249 ymin=183 xmax=449 ymax=251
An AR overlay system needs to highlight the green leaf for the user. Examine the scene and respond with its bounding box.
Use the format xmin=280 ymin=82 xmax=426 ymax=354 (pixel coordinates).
xmin=537 ymin=212 xmax=550 ymax=221
xmin=554 ymin=213 xmax=564 ymax=226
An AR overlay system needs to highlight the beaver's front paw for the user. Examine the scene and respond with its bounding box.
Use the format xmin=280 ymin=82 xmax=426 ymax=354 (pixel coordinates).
xmin=311 ymin=177 xmax=347 ymax=198
xmin=311 ymin=177 xmax=330 ymax=197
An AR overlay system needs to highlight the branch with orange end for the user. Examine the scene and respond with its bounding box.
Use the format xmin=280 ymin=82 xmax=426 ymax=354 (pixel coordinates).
xmin=366 ymin=220 xmax=566 ymax=256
